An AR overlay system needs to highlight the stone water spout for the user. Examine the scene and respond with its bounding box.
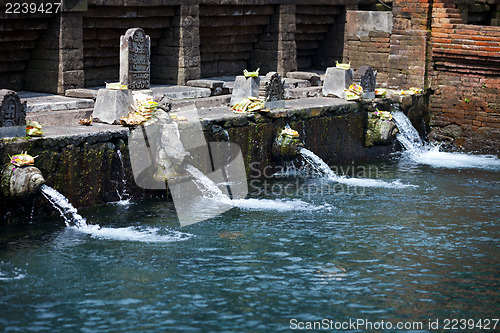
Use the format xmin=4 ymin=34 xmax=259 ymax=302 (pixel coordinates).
xmin=153 ymin=110 xmax=192 ymax=182
xmin=272 ymin=125 xmax=305 ymax=161
xmin=1 ymin=163 xmax=45 ymax=199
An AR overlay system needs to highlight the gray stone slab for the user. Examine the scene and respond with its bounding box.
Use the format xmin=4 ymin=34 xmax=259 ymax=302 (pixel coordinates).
xmin=286 ymin=71 xmax=322 ymax=86
xmin=186 ymin=79 xmax=224 ymax=90
xmin=171 ymin=95 xmax=231 ymax=111
xmin=65 ymin=88 xmax=98 ymax=100
xmin=284 ymin=78 xmax=311 ymax=89
xmin=230 ymin=76 xmax=260 ymax=105
xmin=322 ymin=67 xmax=354 ymax=99
xmin=19 ymin=93 xmax=95 ymax=113
xmin=287 ymin=87 xmax=322 ymax=99
xmin=186 ymin=79 xmax=229 ymax=96
xmin=265 ymin=100 xmax=286 ymax=110
xmin=27 ymin=109 xmax=93 ymax=126
xmin=151 ymin=85 xmax=211 ymax=100
xmin=0 ymin=126 xmax=25 ymax=139
xmin=93 ymin=89 xmax=134 ymax=125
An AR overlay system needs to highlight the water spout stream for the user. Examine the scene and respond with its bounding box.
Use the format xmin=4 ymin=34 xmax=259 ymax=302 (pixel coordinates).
xmin=40 ymin=185 xmax=87 ymax=228
xmin=40 ymin=184 xmax=191 ymax=242
xmin=185 ymin=164 xmax=328 ymax=212
xmin=299 ymin=148 xmax=415 ymax=188
xmin=392 ymin=111 xmax=500 ymax=170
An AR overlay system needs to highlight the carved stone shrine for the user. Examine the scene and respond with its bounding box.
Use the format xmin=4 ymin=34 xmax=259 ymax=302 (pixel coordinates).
xmin=265 ymin=73 xmax=285 ymax=102
xmin=358 ymin=66 xmax=377 ymax=99
xmin=0 ymin=90 xmax=26 ymax=138
xmin=120 ymin=28 xmax=151 ymax=90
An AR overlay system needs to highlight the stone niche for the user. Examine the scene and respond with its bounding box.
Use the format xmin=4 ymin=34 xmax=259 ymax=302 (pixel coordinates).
xmin=120 ymin=28 xmax=151 ymax=90
xmin=0 ymin=90 xmax=26 ymax=138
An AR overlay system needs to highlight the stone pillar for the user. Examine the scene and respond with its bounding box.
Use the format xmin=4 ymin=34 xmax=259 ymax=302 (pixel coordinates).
xmin=177 ymin=3 xmax=201 ymax=85
xmin=277 ymin=4 xmax=297 ymax=75
xmin=58 ymin=12 xmax=85 ymax=94
xmin=25 ymin=10 xmax=84 ymax=94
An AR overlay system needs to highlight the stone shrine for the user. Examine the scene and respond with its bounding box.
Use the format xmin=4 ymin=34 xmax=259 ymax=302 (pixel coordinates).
xmin=230 ymin=76 xmax=260 ymax=106
xmin=0 ymin=90 xmax=26 ymax=138
xmin=322 ymin=67 xmax=353 ymax=99
xmin=265 ymin=73 xmax=286 ymax=109
xmin=120 ymin=28 xmax=151 ymax=90
xmin=357 ymin=66 xmax=377 ymax=99
xmin=265 ymin=73 xmax=285 ymax=102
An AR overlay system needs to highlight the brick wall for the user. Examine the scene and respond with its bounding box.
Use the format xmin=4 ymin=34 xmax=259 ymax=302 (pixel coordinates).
xmin=387 ymin=0 xmax=433 ymax=89
xmin=343 ymin=11 xmax=392 ymax=87
xmin=428 ymin=0 xmax=500 ymax=153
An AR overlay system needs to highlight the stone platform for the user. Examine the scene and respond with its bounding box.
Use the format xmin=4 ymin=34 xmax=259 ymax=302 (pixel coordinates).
xmin=0 ymin=90 xmax=427 ymax=222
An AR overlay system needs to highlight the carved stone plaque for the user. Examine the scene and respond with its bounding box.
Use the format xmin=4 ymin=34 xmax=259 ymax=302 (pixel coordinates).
xmin=120 ymin=28 xmax=151 ymax=90
xmin=0 ymin=90 xmax=25 ymax=127
xmin=265 ymin=73 xmax=285 ymax=102
xmin=358 ymin=65 xmax=377 ymax=99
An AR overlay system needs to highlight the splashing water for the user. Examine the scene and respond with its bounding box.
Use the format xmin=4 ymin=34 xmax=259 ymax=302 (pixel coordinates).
xmin=391 ymin=110 xmax=424 ymax=152
xmin=114 ymin=149 xmax=131 ymax=205
xmin=185 ymin=164 xmax=327 ymax=211
xmin=76 ymin=225 xmax=192 ymax=243
xmin=392 ymin=111 xmax=500 ymax=170
xmin=299 ymin=148 xmax=415 ymax=189
xmin=40 ymin=185 xmax=191 ymax=242
xmin=40 ymin=185 xmax=87 ymax=228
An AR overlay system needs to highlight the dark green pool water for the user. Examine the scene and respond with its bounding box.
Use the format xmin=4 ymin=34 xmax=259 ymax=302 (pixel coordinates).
xmin=1 ymin=158 xmax=499 ymax=332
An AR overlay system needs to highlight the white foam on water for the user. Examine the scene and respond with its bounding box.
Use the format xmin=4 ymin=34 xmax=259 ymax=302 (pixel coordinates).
xmin=393 ymin=111 xmax=500 ymax=170
xmin=299 ymin=148 xmax=416 ymax=188
xmin=231 ymin=198 xmax=331 ymax=211
xmin=73 ymin=225 xmax=193 ymax=243
xmin=42 ymin=185 xmax=190 ymax=243
xmin=110 ymin=198 xmax=132 ymax=206
xmin=0 ymin=262 xmax=27 ymax=282
xmin=402 ymin=145 xmax=500 ymax=170
xmin=334 ymin=176 xmax=417 ymax=189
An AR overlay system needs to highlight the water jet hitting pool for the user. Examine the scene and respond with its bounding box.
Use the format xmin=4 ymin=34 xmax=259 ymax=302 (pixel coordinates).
xmin=392 ymin=111 xmax=500 ymax=170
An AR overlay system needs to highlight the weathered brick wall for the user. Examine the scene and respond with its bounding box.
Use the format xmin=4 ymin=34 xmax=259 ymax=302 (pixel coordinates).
xmin=343 ymin=11 xmax=392 ymax=87
xmin=428 ymin=0 xmax=500 ymax=152
xmin=387 ymin=0 xmax=433 ymax=89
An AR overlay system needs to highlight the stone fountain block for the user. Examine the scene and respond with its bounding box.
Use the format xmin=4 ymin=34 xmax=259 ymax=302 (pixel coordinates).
xmin=322 ymin=67 xmax=353 ymax=99
xmin=93 ymin=89 xmax=134 ymax=124
xmin=230 ymin=76 xmax=260 ymax=106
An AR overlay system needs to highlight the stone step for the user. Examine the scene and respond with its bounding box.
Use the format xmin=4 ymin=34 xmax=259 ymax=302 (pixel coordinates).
xmin=286 ymin=71 xmax=323 ymax=86
xmin=287 ymin=86 xmax=322 ymax=99
xmin=65 ymin=84 xmax=213 ymax=101
xmin=186 ymin=79 xmax=232 ymax=96
xmin=150 ymin=85 xmax=211 ymax=100
xmin=171 ymin=95 xmax=231 ymax=110
xmin=18 ymin=91 xmax=95 ymax=113
xmin=26 ymin=108 xmax=93 ymax=126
